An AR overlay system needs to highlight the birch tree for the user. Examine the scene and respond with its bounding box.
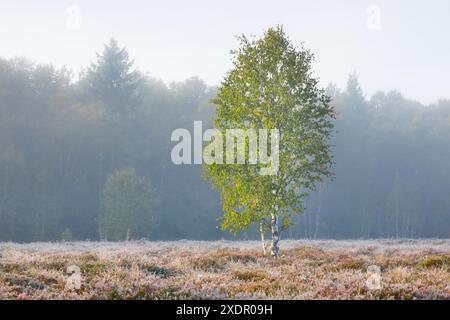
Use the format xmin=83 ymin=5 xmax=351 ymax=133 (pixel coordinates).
xmin=204 ymin=26 xmax=335 ymax=257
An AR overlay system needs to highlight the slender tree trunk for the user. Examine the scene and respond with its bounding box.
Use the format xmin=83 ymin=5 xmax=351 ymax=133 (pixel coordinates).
xmin=270 ymin=212 xmax=280 ymax=257
xmin=395 ymin=205 xmax=399 ymax=239
xmin=314 ymin=214 xmax=320 ymax=240
xmin=314 ymin=190 xmax=323 ymax=240
xmin=259 ymin=221 xmax=267 ymax=255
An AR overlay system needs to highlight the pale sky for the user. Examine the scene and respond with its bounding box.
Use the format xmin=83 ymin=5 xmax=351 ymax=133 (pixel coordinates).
xmin=0 ymin=0 xmax=449 ymax=104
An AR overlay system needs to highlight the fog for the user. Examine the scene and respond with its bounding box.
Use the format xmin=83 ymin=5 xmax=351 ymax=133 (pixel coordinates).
xmin=1 ymin=1 xmax=449 ymax=103
xmin=0 ymin=2 xmax=449 ymax=242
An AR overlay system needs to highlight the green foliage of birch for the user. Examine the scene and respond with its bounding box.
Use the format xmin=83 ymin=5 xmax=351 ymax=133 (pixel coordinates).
xmin=204 ymin=26 xmax=335 ymax=251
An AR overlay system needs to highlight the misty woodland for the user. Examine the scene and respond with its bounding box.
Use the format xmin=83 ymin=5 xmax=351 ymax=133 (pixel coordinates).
xmin=0 ymin=33 xmax=449 ymax=245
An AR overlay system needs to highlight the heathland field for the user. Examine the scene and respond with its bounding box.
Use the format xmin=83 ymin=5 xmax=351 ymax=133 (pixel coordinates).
xmin=0 ymin=240 xmax=449 ymax=300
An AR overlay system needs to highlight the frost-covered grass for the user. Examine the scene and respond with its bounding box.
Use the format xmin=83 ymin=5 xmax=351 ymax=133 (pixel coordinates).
xmin=0 ymin=239 xmax=449 ymax=300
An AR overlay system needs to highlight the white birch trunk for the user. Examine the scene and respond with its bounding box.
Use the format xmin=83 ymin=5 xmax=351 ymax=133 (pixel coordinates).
xmin=270 ymin=212 xmax=280 ymax=257
xmin=260 ymin=222 xmax=267 ymax=255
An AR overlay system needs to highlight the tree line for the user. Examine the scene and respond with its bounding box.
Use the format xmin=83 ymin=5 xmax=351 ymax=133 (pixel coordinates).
xmin=0 ymin=38 xmax=448 ymax=242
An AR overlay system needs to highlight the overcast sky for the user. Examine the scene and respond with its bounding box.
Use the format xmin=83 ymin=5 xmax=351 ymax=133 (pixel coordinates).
xmin=1 ymin=0 xmax=449 ymax=104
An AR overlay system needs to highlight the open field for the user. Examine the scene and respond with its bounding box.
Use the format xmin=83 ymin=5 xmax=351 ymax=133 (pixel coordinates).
xmin=0 ymin=240 xmax=449 ymax=300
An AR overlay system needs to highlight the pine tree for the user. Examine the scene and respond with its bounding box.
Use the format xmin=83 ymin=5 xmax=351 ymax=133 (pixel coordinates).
xmin=84 ymin=38 xmax=142 ymax=113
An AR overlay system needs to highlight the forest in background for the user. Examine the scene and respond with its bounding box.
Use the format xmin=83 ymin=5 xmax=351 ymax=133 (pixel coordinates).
xmin=0 ymin=39 xmax=449 ymax=242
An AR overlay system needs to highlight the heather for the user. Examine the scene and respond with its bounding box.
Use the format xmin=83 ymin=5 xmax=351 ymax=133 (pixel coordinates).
xmin=1 ymin=239 xmax=448 ymax=300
